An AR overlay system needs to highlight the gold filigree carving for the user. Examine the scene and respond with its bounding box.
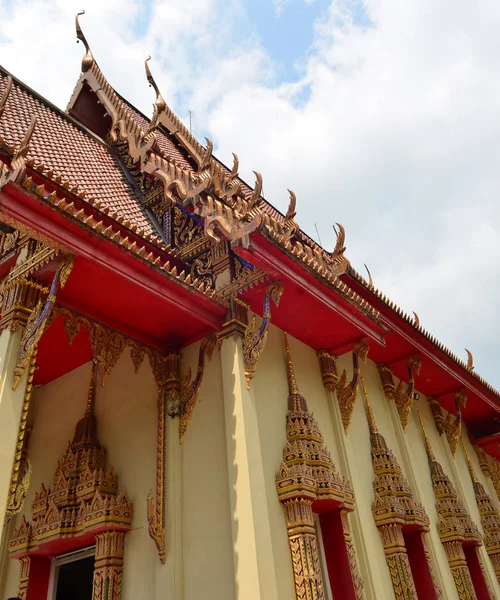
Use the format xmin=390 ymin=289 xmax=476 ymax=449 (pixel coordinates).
xmin=178 ymin=334 xmax=217 ymax=442
xmin=12 ymin=255 xmax=74 ymax=390
xmin=336 ymin=341 xmax=369 ymax=433
xmin=418 ymin=412 xmax=483 ymax=599
xmin=10 ymin=362 xmax=133 ymax=600
xmin=5 ymin=350 xmax=37 ymax=523
xmin=317 ymin=349 xmax=339 ymax=390
xmin=490 ymin=460 xmax=500 ymax=503
xmin=473 ymin=445 xmax=491 ymax=478
xmin=462 ymin=440 xmax=500 ymax=584
xmin=377 ymin=356 xmax=421 ymax=431
xmin=428 ymin=391 xmax=468 ymax=456
xmin=276 ymin=334 xmax=363 ymax=600
xmin=147 ymin=350 xmax=181 ymax=563
xmin=361 ymin=379 xmax=434 ymax=599
xmin=243 ymin=280 xmax=283 ymax=388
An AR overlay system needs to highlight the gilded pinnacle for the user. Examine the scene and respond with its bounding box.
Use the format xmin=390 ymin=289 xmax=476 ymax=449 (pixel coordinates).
xmin=283 ymin=333 xmax=300 ymax=396
xmin=85 ymin=359 xmax=98 ymax=417
xmin=417 ymin=411 xmax=436 ymax=462
xmin=75 ymin=11 xmax=94 ymax=73
xmin=460 ymin=439 xmax=479 ymax=483
xmin=360 ymin=376 xmax=377 ymax=434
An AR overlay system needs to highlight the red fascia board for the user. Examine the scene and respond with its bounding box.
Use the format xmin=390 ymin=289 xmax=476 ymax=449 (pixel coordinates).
xmin=0 ymin=183 xmax=225 ymax=330
xmin=378 ymin=313 xmax=500 ymax=413
xmin=236 ymin=232 xmax=387 ymax=348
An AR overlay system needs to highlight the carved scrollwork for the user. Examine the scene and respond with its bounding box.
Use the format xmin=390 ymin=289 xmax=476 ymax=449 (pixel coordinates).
xmin=336 ymin=341 xmax=369 ymax=433
xmin=428 ymin=390 xmax=467 ymax=457
xmin=377 ymin=356 xmax=421 ymax=431
xmin=243 ymin=280 xmax=283 ymax=388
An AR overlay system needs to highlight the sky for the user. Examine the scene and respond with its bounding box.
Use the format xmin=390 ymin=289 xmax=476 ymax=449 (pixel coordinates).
xmin=1 ymin=0 xmax=500 ymax=387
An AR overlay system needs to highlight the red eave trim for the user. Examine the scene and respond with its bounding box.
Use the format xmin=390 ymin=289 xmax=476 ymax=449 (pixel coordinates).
xmin=238 ymin=232 xmax=387 ymax=347
xmin=0 ymin=183 xmax=225 ymax=330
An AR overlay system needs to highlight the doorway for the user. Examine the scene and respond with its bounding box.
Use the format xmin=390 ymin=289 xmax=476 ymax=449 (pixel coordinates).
xmin=49 ymin=546 xmax=95 ymax=600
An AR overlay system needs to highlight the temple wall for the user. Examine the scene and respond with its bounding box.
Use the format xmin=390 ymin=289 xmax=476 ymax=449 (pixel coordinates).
xmin=3 ymin=323 xmax=500 ymax=600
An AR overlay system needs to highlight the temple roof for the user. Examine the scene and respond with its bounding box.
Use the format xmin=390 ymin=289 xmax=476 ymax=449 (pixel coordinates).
xmin=0 ymin=67 xmax=157 ymax=240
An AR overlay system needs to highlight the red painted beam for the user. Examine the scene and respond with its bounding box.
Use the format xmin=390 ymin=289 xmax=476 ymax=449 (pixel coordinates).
xmin=0 ymin=183 xmax=225 ymax=330
xmin=379 ymin=314 xmax=500 ymax=413
xmin=239 ymin=233 xmax=387 ymax=347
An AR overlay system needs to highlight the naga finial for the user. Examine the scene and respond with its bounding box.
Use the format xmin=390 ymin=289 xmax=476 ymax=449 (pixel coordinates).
xmin=360 ymin=376 xmax=377 ymax=434
xmin=285 ymin=189 xmax=297 ymax=223
xmin=333 ymin=222 xmax=346 ymax=257
xmin=465 ymin=348 xmax=474 ymax=371
xmin=75 ymin=11 xmax=94 ymax=73
xmin=284 ymin=333 xmax=300 ymax=397
xmin=412 ymin=311 xmax=420 ymax=327
xmin=364 ymin=263 xmax=373 ymax=287
xmin=460 ymin=439 xmax=478 ymax=483
xmin=417 ymin=411 xmax=436 ymax=462
xmin=201 ymin=137 xmax=213 ymax=170
xmin=145 ymin=56 xmax=166 ymax=131
xmin=248 ymin=171 xmax=262 ymax=209
xmin=230 ymin=153 xmax=239 ymax=179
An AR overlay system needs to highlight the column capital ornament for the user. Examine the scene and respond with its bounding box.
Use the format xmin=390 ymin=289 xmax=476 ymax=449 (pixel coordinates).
xmin=276 ymin=334 xmax=364 ymax=600
xmin=318 ymin=341 xmax=369 ymax=433
xmin=377 ymin=356 xmax=421 ymax=430
xmin=427 ymin=391 xmax=467 ymax=456
xmin=243 ymin=280 xmax=283 ymax=388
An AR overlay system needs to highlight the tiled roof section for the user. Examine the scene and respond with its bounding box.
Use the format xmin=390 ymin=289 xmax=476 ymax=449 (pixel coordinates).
xmin=0 ymin=68 xmax=156 ymax=238
xmin=347 ymin=265 xmax=500 ymax=400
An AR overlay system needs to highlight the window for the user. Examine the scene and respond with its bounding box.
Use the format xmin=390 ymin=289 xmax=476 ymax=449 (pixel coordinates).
xmin=48 ymin=546 xmax=95 ymax=600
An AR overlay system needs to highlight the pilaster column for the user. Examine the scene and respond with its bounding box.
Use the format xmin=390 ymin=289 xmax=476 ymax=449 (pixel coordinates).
xmin=443 ymin=541 xmax=477 ymax=600
xmin=219 ymin=335 xmax=279 ymax=600
xmin=379 ymin=524 xmax=418 ymax=599
xmin=0 ymin=326 xmax=29 ymax=538
xmin=155 ymin=415 xmax=183 ymax=600
xmin=93 ymin=530 xmax=125 ymax=600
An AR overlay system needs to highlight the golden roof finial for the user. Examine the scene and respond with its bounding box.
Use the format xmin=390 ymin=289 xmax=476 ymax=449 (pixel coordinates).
xmin=283 ymin=333 xmax=300 ymax=396
xmin=145 ymin=56 xmax=166 ymax=129
xmin=364 ymin=263 xmax=373 ymax=287
xmin=417 ymin=411 xmax=436 ymax=462
xmin=75 ymin=11 xmax=94 ymax=73
xmin=460 ymin=439 xmax=479 ymax=483
xmin=360 ymin=376 xmax=378 ymax=434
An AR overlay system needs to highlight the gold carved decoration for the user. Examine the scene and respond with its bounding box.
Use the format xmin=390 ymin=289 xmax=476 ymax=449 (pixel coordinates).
xmin=360 ymin=379 xmax=439 ymax=599
xmin=276 ymin=334 xmax=364 ymax=600
xmin=12 ymin=255 xmax=75 ymax=390
xmin=0 ymin=113 xmax=37 ymax=192
xmin=490 ymin=460 xmax=500 ymax=503
xmin=217 ymin=296 xmax=249 ymax=342
xmin=461 ymin=440 xmax=500 ymax=584
xmin=147 ymin=350 xmax=181 ymax=563
xmin=473 ymin=445 xmax=491 ymax=478
xmin=418 ymin=412 xmax=486 ymax=600
xmin=427 ymin=390 xmax=468 ymax=457
xmin=10 ymin=362 xmax=133 ymax=600
xmin=5 ymin=350 xmax=37 ymax=523
xmin=243 ymin=280 xmax=283 ymax=388
xmin=178 ymin=334 xmax=217 ymax=441
xmin=377 ymin=356 xmax=421 ymax=430
xmin=317 ymin=341 xmax=369 ymax=433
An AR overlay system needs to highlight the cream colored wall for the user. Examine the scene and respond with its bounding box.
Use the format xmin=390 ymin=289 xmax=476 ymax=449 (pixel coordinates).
xmin=180 ymin=342 xmax=236 ymax=600
xmin=251 ymin=322 xmax=500 ymax=600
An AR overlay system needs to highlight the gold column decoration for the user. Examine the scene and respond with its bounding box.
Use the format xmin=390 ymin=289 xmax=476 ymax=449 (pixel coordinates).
xmin=417 ymin=412 xmax=483 ymax=599
xmin=317 ymin=341 xmax=369 ymax=433
xmin=360 ymin=378 xmax=436 ymax=599
xmin=473 ymin=445 xmax=491 ymax=478
xmin=178 ymin=334 xmax=217 ymax=441
xmin=12 ymin=254 xmax=75 ymax=389
xmin=217 ymin=295 xmax=249 ymax=342
xmin=147 ymin=350 xmax=181 ymax=563
xmin=490 ymin=460 xmax=500 ymax=503
xmin=243 ymin=280 xmax=283 ymax=388
xmin=461 ymin=440 xmax=500 ymax=584
xmin=4 ymin=349 xmax=37 ymax=523
xmin=93 ymin=530 xmax=126 ymax=600
xmin=377 ymin=356 xmax=421 ymax=430
xmin=427 ymin=391 xmax=468 ymax=457
xmin=276 ymin=333 xmax=364 ymax=600
xmin=9 ymin=362 xmax=133 ymax=599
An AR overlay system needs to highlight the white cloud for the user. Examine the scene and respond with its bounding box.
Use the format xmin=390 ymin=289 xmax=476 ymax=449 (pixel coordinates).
xmin=1 ymin=0 xmax=500 ymax=385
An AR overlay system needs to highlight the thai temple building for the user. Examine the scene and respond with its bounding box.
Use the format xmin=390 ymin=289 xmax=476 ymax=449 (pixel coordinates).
xmin=2 ymin=13 xmax=500 ymax=600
